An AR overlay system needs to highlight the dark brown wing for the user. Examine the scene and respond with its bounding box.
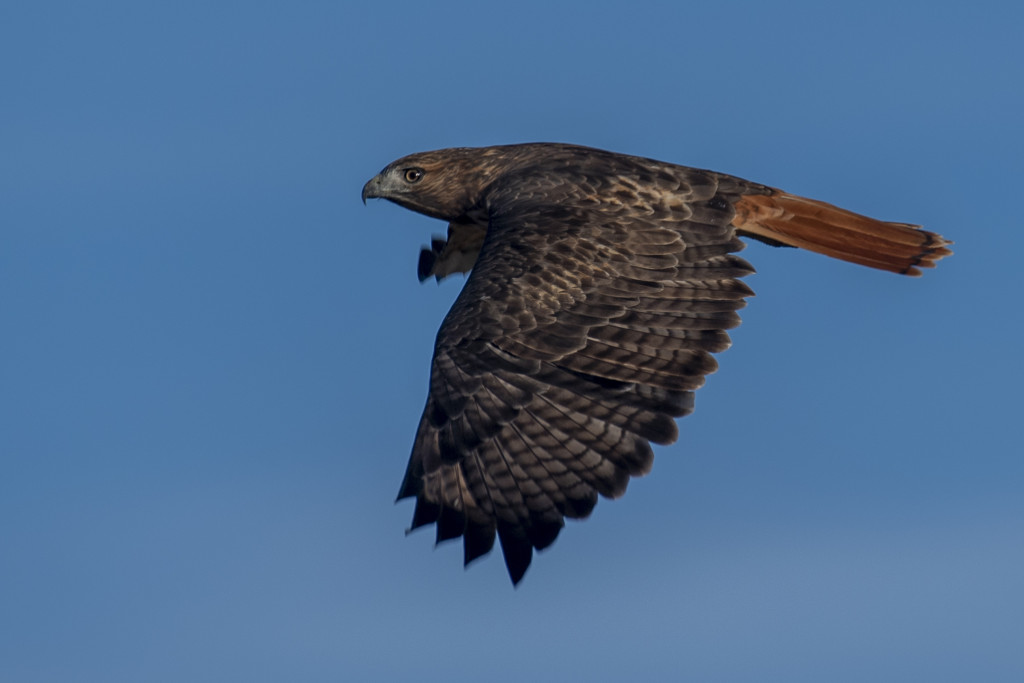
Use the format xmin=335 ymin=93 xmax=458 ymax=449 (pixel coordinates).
xmin=398 ymin=159 xmax=761 ymax=584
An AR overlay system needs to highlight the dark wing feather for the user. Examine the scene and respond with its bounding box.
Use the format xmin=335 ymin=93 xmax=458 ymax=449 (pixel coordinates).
xmin=418 ymin=221 xmax=488 ymax=282
xmin=399 ymin=157 xmax=762 ymax=584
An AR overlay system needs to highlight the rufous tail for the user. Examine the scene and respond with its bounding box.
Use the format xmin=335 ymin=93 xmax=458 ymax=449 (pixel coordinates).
xmin=732 ymin=190 xmax=953 ymax=276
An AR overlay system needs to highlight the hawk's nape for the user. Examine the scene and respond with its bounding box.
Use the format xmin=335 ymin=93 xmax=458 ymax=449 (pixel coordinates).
xmin=362 ymin=143 xmax=952 ymax=585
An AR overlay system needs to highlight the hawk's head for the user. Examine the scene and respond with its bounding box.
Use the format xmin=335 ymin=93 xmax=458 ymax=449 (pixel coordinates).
xmin=362 ymin=147 xmax=513 ymax=222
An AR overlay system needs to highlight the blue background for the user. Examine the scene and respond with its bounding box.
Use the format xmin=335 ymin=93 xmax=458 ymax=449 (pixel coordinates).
xmin=2 ymin=1 xmax=1021 ymax=680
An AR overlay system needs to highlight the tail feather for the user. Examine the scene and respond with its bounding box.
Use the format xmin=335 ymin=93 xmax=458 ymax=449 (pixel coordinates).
xmin=732 ymin=190 xmax=953 ymax=276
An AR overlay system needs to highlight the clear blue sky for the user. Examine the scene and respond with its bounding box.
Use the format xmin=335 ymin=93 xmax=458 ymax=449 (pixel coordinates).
xmin=2 ymin=1 xmax=1022 ymax=681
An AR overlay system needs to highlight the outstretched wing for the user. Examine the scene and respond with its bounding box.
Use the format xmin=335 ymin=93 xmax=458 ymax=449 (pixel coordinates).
xmin=398 ymin=160 xmax=763 ymax=584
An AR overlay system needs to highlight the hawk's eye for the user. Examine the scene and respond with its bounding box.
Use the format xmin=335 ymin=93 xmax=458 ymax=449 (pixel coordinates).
xmin=403 ymin=168 xmax=424 ymax=183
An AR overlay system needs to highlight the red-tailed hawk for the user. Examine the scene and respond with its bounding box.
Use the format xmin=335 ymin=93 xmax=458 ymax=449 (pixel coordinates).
xmin=361 ymin=143 xmax=952 ymax=585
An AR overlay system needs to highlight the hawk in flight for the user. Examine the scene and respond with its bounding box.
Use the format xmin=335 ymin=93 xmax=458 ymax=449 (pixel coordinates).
xmin=361 ymin=143 xmax=952 ymax=585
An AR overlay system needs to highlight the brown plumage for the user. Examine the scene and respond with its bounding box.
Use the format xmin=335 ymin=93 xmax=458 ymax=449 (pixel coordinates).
xmin=361 ymin=142 xmax=952 ymax=585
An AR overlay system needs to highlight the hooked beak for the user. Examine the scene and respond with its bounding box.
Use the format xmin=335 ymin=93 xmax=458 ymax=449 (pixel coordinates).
xmin=361 ymin=174 xmax=384 ymax=205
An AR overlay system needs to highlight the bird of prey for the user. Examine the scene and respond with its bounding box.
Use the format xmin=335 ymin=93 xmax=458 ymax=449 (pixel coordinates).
xmin=361 ymin=143 xmax=952 ymax=585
